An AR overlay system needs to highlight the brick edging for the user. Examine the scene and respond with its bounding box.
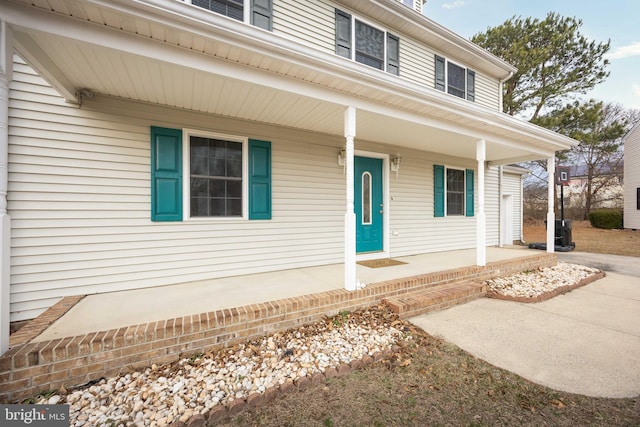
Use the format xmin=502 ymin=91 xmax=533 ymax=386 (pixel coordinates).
xmin=166 ymin=346 xmax=400 ymax=426
xmin=9 ymin=296 xmax=85 ymax=348
xmin=486 ymin=271 xmax=606 ymax=303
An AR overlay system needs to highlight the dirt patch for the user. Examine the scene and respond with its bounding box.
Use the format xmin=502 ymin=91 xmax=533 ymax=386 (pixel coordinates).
xmin=221 ymin=323 xmax=639 ymax=427
xmin=524 ymin=220 xmax=640 ymax=257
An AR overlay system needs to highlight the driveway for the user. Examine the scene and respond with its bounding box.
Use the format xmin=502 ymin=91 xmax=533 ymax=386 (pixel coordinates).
xmin=409 ymin=255 xmax=640 ymax=398
xmin=557 ymin=251 xmax=640 ymax=278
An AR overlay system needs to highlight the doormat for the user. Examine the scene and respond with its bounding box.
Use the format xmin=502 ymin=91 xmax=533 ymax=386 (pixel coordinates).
xmin=357 ymin=258 xmax=407 ymax=268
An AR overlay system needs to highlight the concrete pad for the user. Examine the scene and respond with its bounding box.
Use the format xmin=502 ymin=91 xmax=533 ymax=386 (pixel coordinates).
xmin=409 ymin=273 xmax=640 ymax=398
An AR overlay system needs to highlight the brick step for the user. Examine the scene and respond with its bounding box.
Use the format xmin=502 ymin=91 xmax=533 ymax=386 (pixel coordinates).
xmin=383 ymin=281 xmax=486 ymax=318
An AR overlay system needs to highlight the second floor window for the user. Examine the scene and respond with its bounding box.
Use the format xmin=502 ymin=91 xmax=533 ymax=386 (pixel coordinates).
xmin=335 ymin=9 xmax=400 ymax=75
xmin=188 ymin=0 xmax=272 ymax=31
xmin=435 ymin=55 xmax=475 ymax=102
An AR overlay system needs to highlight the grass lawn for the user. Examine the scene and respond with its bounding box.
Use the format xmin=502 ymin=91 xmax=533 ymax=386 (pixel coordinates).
xmin=220 ymin=221 xmax=640 ymax=427
xmin=523 ymin=220 xmax=640 ymax=257
xmin=223 ymin=323 xmax=638 ymax=427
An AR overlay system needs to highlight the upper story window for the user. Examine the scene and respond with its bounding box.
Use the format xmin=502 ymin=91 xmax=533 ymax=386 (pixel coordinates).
xmin=187 ymin=0 xmax=273 ymax=31
xmin=398 ymin=0 xmax=422 ymax=12
xmin=335 ymin=9 xmax=400 ymax=75
xmin=434 ymin=55 xmax=476 ymax=102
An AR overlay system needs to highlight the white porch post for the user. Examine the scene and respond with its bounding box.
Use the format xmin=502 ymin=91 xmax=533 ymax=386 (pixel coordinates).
xmin=0 ymin=20 xmax=12 ymax=354
xmin=546 ymin=156 xmax=555 ymax=253
xmin=476 ymin=139 xmax=486 ymax=266
xmin=344 ymin=106 xmax=357 ymax=291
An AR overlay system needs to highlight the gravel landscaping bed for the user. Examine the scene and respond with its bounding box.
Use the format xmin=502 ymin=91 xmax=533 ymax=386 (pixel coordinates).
xmin=51 ymin=307 xmax=407 ymax=427
xmin=485 ymin=262 xmax=603 ymax=302
xmin=30 ymin=262 xmax=605 ymax=426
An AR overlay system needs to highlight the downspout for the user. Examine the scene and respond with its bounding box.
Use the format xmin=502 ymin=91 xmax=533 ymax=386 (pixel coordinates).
xmin=0 ymin=20 xmax=12 ymax=355
xmin=519 ymin=172 xmax=525 ymax=243
xmin=498 ymin=165 xmax=503 ymax=246
xmin=498 ymin=71 xmax=513 ymax=113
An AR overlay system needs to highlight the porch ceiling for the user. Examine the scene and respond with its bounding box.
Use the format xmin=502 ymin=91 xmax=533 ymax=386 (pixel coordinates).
xmin=4 ymin=0 xmax=576 ymax=163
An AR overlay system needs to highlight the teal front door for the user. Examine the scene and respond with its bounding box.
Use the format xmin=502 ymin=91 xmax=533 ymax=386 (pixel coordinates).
xmin=355 ymin=156 xmax=383 ymax=253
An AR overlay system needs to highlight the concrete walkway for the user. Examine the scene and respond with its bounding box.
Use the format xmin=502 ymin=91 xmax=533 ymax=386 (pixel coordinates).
xmin=410 ymin=261 xmax=640 ymax=398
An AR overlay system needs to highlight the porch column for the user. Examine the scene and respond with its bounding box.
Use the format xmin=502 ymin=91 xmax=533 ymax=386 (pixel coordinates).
xmin=344 ymin=107 xmax=357 ymax=291
xmin=546 ymin=156 xmax=555 ymax=253
xmin=475 ymin=140 xmax=486 ymax=266
xmin=0 ymin=20 xmax=12 ymax=354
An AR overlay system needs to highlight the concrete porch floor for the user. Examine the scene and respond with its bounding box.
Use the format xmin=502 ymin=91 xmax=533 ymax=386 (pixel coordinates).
xmin=33 ymin=247 xmax=531 ymax=342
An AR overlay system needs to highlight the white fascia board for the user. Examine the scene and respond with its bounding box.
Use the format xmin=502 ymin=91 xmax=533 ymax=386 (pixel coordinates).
xmin=502 ymin=165 xmax=530 ymax=175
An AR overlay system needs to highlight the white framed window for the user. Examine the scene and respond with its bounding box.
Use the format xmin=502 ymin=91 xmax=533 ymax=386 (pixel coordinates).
xmin=183 ymin=129 xmax=249 ymax=219
xmin=184 ymin=0 xmax=272 ymax=31
xmin=434 ymin=164 xmax=474 ymax=218
xmin=335 ymin=9 xmax=400 ymax=75
xmin=434 ymin=55 xmax=476 ymax=101
xmin=446 ymin=168 xmax=465 ymax=216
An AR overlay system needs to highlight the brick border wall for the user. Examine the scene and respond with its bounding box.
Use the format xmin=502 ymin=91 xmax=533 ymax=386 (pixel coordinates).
xmin=0 ymin=253 xmax=556 ymax=403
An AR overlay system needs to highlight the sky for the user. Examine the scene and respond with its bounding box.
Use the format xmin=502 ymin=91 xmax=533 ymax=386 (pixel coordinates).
xmin=422 ymin=0 xmax=640 ymax=111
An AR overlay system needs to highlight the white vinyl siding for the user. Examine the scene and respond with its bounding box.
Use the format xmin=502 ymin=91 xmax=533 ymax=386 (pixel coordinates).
xmin=474 ymin=72 xmax=500 ymax=110
xmin=399 ymin=36 xmax=434 ymax=87
xmin=503 ymin=172 xmax=523 ymax=242
xmin=273 ymin=0 xmax=335 ymax=52
xmin=623 ymin=123 xmax=640 ymax=229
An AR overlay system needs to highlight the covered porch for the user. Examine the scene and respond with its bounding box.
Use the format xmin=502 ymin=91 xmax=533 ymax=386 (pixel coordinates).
xmin=0 ymin=0 xmax=576 ymax=354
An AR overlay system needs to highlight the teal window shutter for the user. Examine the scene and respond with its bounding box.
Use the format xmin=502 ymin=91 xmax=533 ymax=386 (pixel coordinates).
xmin=151 ymin=127 xmax=182 ymax=221
xmin=465 ymin=169 xmax=475 ymax=217
xmin=434 ymin=164 xmax=445 ymax=217
xmin=249 ymin=139 xmax=272 ymax=220
xmin=435 ymin=55 xmax=445 ymax=92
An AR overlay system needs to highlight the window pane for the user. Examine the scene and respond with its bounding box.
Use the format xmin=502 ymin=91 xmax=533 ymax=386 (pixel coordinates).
xmin=446 ymin=169 xmax=465 ymax=216
xmin=190 ymin=136 xmax=243 ymax=217
xmin=192 ymin=0 xmax=243 ymax=22
xmin=362 ymin=172 xmax=372 ymax=224
xmin=355 ymin=20 xmax=384 ymax=70
xmin=447 ymin=62 xmax=466 ymax=98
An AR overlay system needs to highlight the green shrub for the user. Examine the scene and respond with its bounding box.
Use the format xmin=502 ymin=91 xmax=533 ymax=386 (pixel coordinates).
xmin=588 ymin=209 xmax=623 ymax=229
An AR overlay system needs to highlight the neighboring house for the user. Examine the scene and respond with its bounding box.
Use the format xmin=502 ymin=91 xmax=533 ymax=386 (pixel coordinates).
xmin=624 ymin=122 xmax=640 ymax=229
xmin=565 ymin=163 xmax=624 ymax=213
xmin=0 ymin=0 xmax=575 ymax=350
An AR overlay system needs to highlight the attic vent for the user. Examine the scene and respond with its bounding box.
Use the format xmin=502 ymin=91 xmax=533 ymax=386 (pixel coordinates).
xmin=398 ymin=0 xmax=423 ymax=13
